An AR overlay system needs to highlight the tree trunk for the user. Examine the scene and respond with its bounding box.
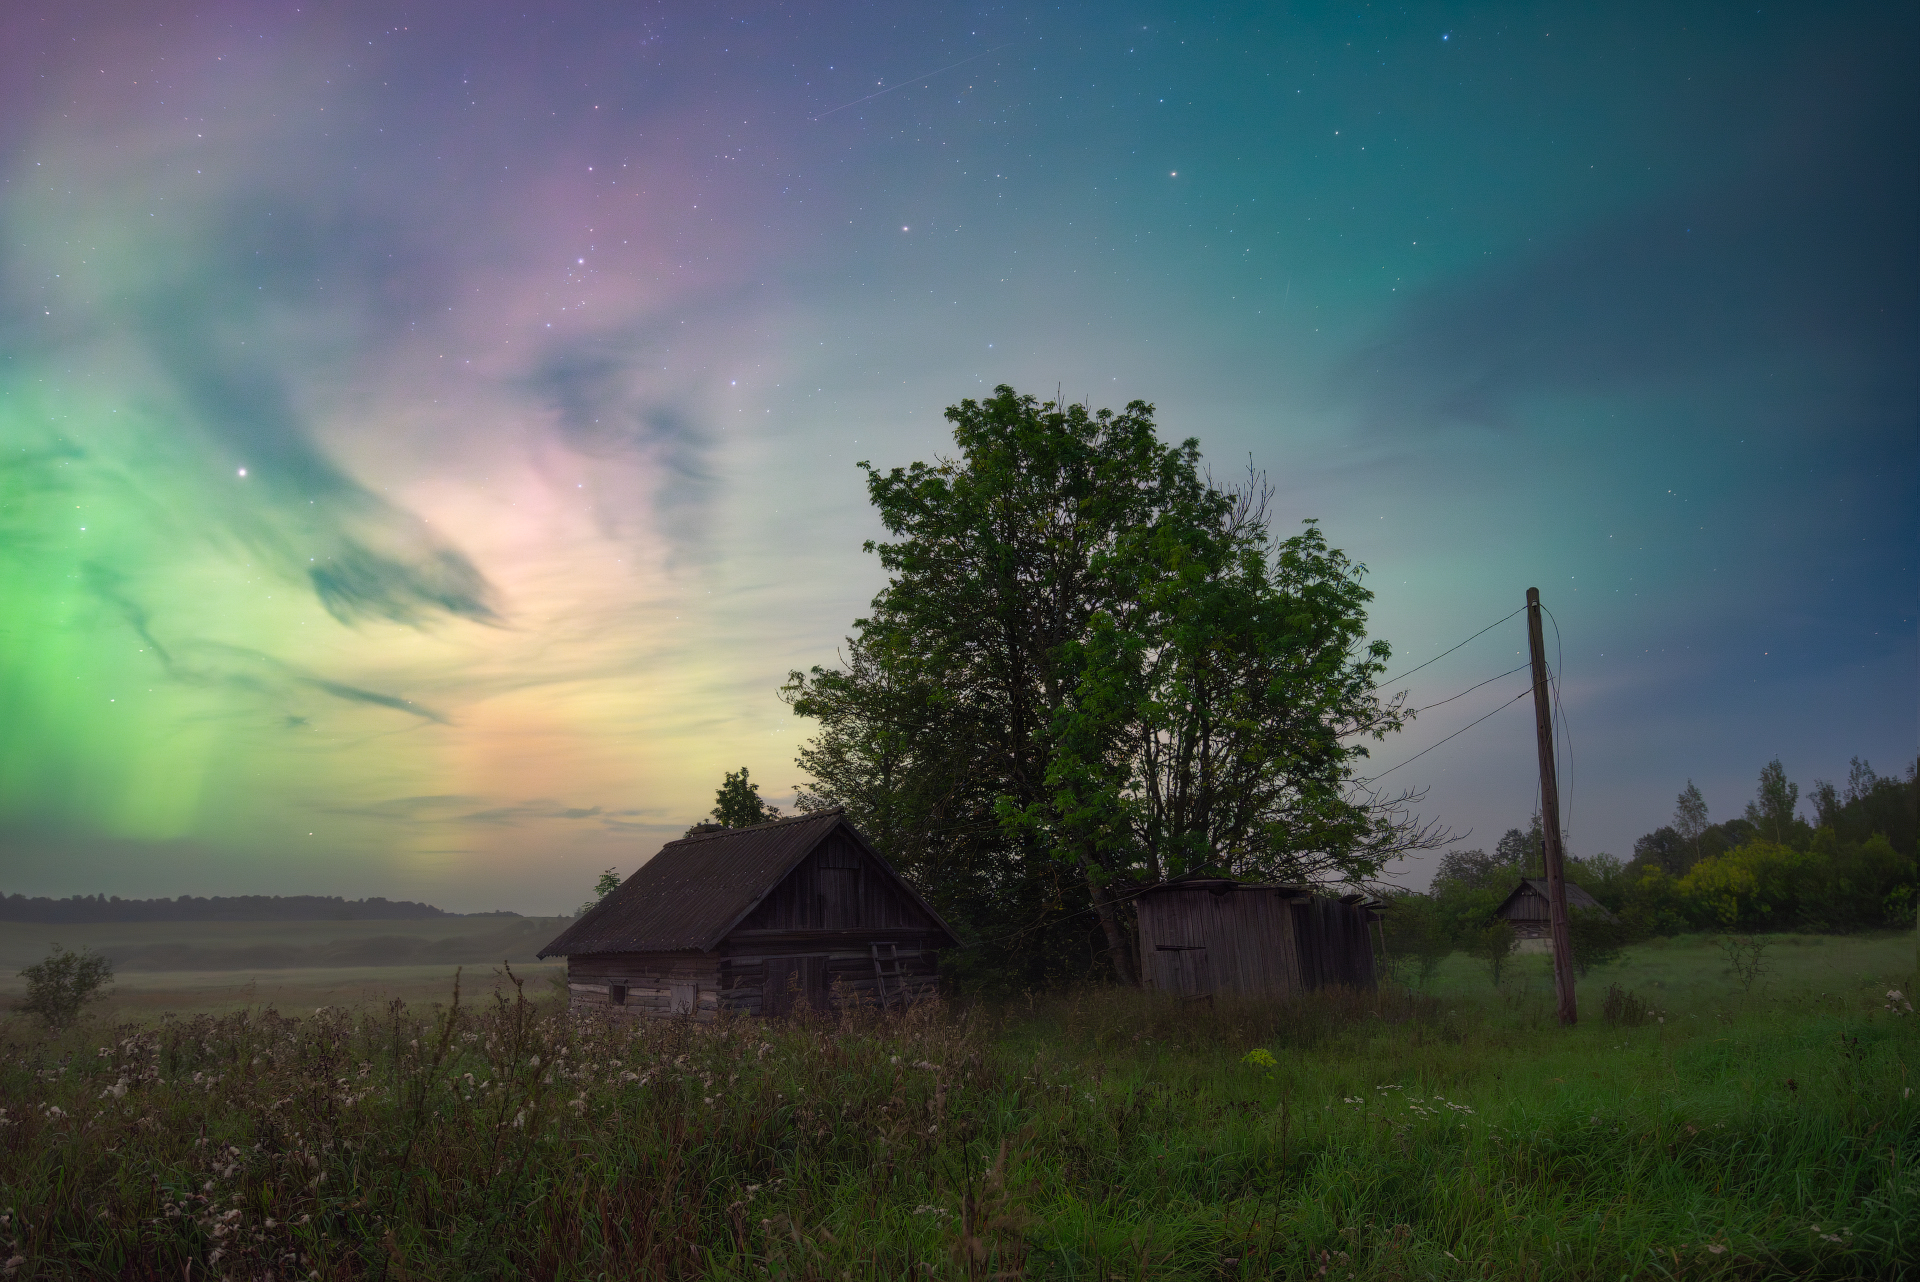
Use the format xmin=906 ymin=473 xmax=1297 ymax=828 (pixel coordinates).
xmin=1084 ymin=860 xmax=1139 ymax=987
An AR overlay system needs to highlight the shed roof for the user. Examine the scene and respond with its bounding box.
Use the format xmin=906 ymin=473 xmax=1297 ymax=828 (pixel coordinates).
xmin=537 ymin=808 xmax=959 ymax=957
xmin=1491 ymin=877 xmax=1616 ymax=922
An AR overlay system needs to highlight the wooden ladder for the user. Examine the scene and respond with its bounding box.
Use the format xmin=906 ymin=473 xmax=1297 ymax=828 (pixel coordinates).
xmin=870 ymin=942 xmax=907 ymax=1011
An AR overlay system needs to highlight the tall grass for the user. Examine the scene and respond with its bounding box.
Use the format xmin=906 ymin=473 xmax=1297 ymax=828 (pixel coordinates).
xmin=0 ymin=943 xmax=1914 ymax=1279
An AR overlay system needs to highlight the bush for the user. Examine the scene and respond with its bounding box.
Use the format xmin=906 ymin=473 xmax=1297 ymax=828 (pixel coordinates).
xmin=1568 ymin=908 xmax=1627 ymax=977
xmin=1379 ymin=897 xmax=1451 ymax=987
xmin=1470 ymin=920 xmax=1517 ymax=988
xmin=15 ymin=943 xmax=115 ymax=1033
xmin=1600 ymin=983 xmax=1659 ymax=1027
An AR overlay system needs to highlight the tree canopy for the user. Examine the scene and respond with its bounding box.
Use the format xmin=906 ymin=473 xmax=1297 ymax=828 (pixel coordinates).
xmin=785 ymin=386 xmax=1424 ymax=988
xmin=707 ymin=767 xmax=781 ymax=830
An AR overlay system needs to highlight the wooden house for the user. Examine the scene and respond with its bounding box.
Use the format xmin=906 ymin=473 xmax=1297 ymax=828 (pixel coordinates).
xmin=538 ymin=808 xmax=959 ymax=1019
xmin=1134 ymin=877 xmax=1381 ymax=999
xmin=1491 ymin=877 xmax=1615 ymax=952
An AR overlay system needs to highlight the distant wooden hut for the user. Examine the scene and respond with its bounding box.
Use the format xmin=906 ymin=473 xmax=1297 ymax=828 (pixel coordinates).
xmin=538 ymin=809 xmax=959 ymax=1019
xmin=1134 ymin=877 xmax=1381 ymax=999
xmin=1491 ymin=877 xmax=1615 ymax=952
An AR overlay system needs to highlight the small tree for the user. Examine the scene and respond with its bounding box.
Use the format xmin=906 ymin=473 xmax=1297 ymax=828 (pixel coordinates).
xmin=1380 ymin=897 xmax=1451 ymax=987
xmin=1471 ymin=920 xmax=1517 ymax=989
xmin=1674 ymin=781 xmax=1709 ymax=863
xmin=1717 ymin=934 xmax=1774 ymax=995
xmin=1744 ymin=758 xmax=1799 ymax=844
xmin=1567 ymin=908 xmax=1626 ymax=978
xmin=16 ymin=943 xmax=114 ymax=1033
xmin=710 ymin=766 xmax=781 ymax=828
xmin=578 ymin=867 xmax=623 ymax=916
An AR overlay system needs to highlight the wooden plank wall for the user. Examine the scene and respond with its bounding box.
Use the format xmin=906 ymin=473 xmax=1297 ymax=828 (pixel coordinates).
xmin=566 ymin=940 xmax=941 ymax=1020
xmin=735 ymin=832 xmax=938 ymax=932
xmin=1500 ymin=884 xmax=1552 ymax=922
xmin=1289 ymin=898 xmax=1378 ymax=991
xmin=1137 ymin=888 xmax=1305 ymax=998
xmin=1139 ymin=887 xmax=1380 ymax=998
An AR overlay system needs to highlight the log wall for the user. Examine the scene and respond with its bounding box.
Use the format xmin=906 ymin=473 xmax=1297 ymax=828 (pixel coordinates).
xmin=565 ymin=933 xmax=942 ymax=1020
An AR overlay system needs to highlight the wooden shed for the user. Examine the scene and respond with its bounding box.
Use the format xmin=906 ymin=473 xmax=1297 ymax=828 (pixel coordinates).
xmin=538 ymin=808 xmax=959 ymax=1019
xmin=1492 ymin=876 xmax=1616 ymax=952
xmin=1134 ymin=877 xmax=1381 ymax=999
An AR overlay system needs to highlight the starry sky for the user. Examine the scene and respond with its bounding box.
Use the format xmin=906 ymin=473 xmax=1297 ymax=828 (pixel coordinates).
xmin=2 ymin=1 xmax=1913 ymax=914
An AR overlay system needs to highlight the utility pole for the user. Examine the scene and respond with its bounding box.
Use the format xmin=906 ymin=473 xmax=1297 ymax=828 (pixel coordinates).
xmin=1526 ymin=587 xmax=1577 ymax=1026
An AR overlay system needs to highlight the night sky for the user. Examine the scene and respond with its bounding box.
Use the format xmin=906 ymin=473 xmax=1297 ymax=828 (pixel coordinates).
xmin=2 ymin=2 xmax=1913 ymax=913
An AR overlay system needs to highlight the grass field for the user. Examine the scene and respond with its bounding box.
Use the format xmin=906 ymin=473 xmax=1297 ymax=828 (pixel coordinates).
xmin=0 ymin=916 xmax=571 ymax=1020
xmin=0 ymin=931 xmax=1913 ymax=1279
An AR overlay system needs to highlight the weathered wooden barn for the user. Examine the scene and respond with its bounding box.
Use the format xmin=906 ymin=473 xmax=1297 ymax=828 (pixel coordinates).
xmin=538 ymin=808 xmax=959 ymax=1019
xmin=1492 ymin=877 xmax=1616 ymax=952
xmin=1134 ymin=877 xmax=1381 ymax=998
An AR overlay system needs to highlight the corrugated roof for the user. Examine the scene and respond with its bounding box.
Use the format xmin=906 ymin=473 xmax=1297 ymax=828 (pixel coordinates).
xmin=537 ymin=809 xmax=958 ymax=957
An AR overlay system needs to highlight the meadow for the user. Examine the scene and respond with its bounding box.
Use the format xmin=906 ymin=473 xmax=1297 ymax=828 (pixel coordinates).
xmin=0 ymin=932 xmax=1913 ymax=1279
xmin=0 ymin=917 xmax=570 ymax=1020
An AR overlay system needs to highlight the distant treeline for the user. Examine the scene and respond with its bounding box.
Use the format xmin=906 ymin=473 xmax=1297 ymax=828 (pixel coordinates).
xmin=1383 ymin=754 xmax=1917 ymax=965
xmin=0 ymin=894 xmax=472 ymax=923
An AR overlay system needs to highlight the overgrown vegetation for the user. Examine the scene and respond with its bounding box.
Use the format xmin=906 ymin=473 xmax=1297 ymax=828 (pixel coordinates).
xmin=1 ymin=936 xmax=1913 ymax=1279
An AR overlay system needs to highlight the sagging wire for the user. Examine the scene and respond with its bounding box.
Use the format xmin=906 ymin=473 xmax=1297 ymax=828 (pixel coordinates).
xmin=1371 ymin=606 xmax=1527 ymax=691
xmin=1358 ymin=689 xmax=1532 ymax=787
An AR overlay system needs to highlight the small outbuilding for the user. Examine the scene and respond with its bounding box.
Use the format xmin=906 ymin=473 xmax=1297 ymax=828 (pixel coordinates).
xmin=1491 ymin=877 xmax=1616 ymax=953
xmin=1134 ymin=877 xmax=1381 ymax=999
xmin=538 ymin=808 xmax=959 ymax=1019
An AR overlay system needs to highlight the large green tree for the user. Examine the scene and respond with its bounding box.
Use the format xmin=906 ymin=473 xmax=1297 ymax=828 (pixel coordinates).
xmin=785 ymin=386 xmax=1422 ymax=986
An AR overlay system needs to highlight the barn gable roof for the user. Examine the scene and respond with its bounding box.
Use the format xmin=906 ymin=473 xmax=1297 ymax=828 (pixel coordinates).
xmin=1491 ymin=877 xmax=1616 ymax=922
xmin=537 ymin=808 xmax=959 ymax=957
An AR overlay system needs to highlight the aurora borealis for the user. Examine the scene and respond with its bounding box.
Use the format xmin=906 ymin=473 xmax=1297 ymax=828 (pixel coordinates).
xmin=2 ymin=2 xmax=1913 ymax=913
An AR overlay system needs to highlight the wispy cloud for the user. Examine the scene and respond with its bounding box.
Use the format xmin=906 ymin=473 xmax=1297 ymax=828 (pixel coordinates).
xmin=1338 ymin=82 xmax=1916 ymax=440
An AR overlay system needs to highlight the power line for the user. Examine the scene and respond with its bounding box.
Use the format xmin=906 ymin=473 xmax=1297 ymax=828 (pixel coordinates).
xmin=1413 ymin=663 xmax=1530 ymax=715
xmin=1358 ymin=689 xmax=1531 ymax=786
xmin=1372 ymin=606 xmax=1526 ymax=691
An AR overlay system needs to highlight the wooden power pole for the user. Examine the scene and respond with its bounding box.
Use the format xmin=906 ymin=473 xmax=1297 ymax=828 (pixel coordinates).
xmin=1526 ymin=587 xmax=1578 ymax=1026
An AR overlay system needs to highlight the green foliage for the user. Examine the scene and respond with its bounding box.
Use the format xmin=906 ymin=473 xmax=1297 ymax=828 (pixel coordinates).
xmin=1377 ymin=895 xmax=1451 ymax=987
xmin=710 ymin=765 xmax=781 ymax=829
xmin=1470 ymin=919 xmax=1517 ymax=988
xmin=1674 ymin=780 xmax=1710 ymax=859
xmin=5 ymin=941 xmax=1915 ymax=1279
xmin=1494 ymin=818 xmax=1543 ymax=876
xmin=1745 ymin=757 xmax=1803 ymax=845
xmin=1810 ymin=755 xmax=1918 ymax=857
xmin=1599 ymin=982 xmax=1659 ymax=1027
xmin=15 ymin=942 xmax=114 ymax=1032
xmin=1618 ymin=758 xmax=1917 ymax=935
xmin=787 ymin=386 xmax=1415 ymax=990
xmin=578 ymin=867 xmax=623 ymax=917
xmin=1567 ymin=907 xmax=1627 ymax=977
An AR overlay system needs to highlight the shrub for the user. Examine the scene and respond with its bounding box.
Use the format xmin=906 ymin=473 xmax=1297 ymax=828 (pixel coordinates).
xmin=1601 ymin=983 xmax=1659 ymax=1027
xmin=1470 ymin=920 xmax=1517 ymax=988
xmin=1716 ymin=934 xmax=1774 ymax=995
xmin=15 ymin=942 xmax=115 ymax=1033
xmin=1568 ymin=908 xmax=1627 ymax=977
